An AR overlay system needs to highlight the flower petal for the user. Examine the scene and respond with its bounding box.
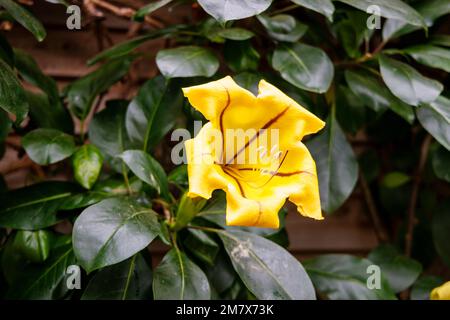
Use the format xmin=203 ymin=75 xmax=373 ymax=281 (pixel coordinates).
xmin=431 ymin=281 xmax=450 ymax=300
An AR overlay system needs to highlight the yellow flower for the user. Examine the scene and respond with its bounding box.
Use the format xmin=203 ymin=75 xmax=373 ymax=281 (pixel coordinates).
xmin=182 ymin=76 xmax=325 ymax=228
xmin=431 ymin=281 xmax=450 ymax=300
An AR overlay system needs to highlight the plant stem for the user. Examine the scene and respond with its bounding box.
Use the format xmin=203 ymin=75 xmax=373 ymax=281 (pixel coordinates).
xmin=270 ymin=4 xmax=299 ymax=16
xmin=187 ymin=225 xmax=222 ymax=233
xmin=121 ymin=161 xmax=132 ymax=195
xmin=405 ymin=134 xmax=432 ymax=257
xmin=360 ymin=171 xmax=390 ymax=243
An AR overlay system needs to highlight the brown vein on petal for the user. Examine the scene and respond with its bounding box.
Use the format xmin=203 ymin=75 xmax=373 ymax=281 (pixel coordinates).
xmin=225 ymin=105 xmax=291 ymax=166
xmin=223 ymin=166 xmax=246 ymax=198
xmin=218 ymin=86 xmax=231 ymax=164
xmin=238 ymin=168 xmax=314 ymax=177
xmin=253 ymin=201 xmax=263 ymax=226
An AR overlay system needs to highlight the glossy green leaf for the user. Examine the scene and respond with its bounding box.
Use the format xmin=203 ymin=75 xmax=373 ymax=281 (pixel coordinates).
xmin=258 ymin=14 xmax=308 ymax=42
xmin=335 ymin=85 xmax=366 ymax=134
xmin=0 ymin=0 xmax=46 ymax=41
xmin=215 ymin=28 xmax=254 ymax=40
xmin=0 ymin=58 xmax=28 ymax=123
xmin=430 ymin=34 xmax=450 ymax=47
xmin=89 ymin=100 xmax=132 ymax=161
xmin=306 ymin=113 xmax=358 ymax=213
xmin=291 ymin=0 xmax=334 ymax=21
xmin=125 ymin=76 xmax=182 ymax=151
xmin=345 ymin=69 xmax=414 ymax=123
xmin=304 ymin=254 xmax=397 ymax=299
xmin=153 ymin=248 xmax=211 ymax=299
xmin=26 ymin=91 xmax=73 ymax=133
xmin=383 ymin=0 xmax=450 ymax=41
xmin=197 ymin=0 xmax=273 ymax=22
xmin=219 ymin=230 xmax=315 ymax=300
xmin=118 ymin=150 xmax=169 ymax=198
xmin=14 ymin=230 xmax=50 ymax=263
xmin=432 ymin=146 xmax=450 ymax=182
xmin=65 ymin=57 xmax=134 ymax=119
xmin=133 ymin=0 xmax=172 ymax=21
xmin=185 ymin=229 xmax=219 ymax=266
xmin=72 ymin=144 xmax=104 ymax=189
xmin=224 ymin=40 xmax=260 ymax=73
xmin=336 ymin=0 xmax=425 ymax=27
xmin=0 ymin=181 xmax=80 ymax=229
xmin=7 ymin=245 xmax=75 ymax=299
xmin=368 ymin=245 xmax=422 ymax=293
xmin=88 ymin=26 xmax=183 ymax=65
xmin=431 ymin=200 xmax=450 ymax=267
xmin=411 ymin=276 xmax=444 ymax=300
xmin=404 ymin=45 xmax=450 ymax=73
xmin=416 ymin=96 xmax=450 ymax=151
xmin=167 ymin=164 xmax=188 ymax=188
xmin=156 ymin=46 xmax=219 ymax=78
xmin=379 ymin=55 xmax=443 ymax=106
xmin=14 ymin=49 xmax=59 ymax=104
xmin=73 ymin=197 xmax=160 ymax=272
xmin=272 ymin=43 xmax=333 ymax=93
xmin=82 ymin=254 xmax=152 ymax=300
xmin=22 ymin=128 xmax=76 ymax=165
xmin=381 ymin=172 xmax=411 ymax=188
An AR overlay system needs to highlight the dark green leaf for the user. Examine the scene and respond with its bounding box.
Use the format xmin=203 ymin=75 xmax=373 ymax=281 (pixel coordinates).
xmin=430 ymin=34 xmax=450 ymax=47
xmin=224 ymin=40 xmax=260 ymax=73
xmin=383 ymin=0 xmax=450 ymax=41
xmin=118 ymin=150 xmax=169 ymax=199
xmin=133 ymin=0 xmax=172 ymax=21
xmin=272 ymin=43 xmax=333 ymax=93
xmin=431 ymin=200 xmax=450 ymax=267
xmin=26 ymin=91 xmax=73 ymax=133
xmin=22 ymin=128 xmax=76 ymax=165
xmin=379 ymin=55 xmax=443 ymax=106
xmin=368 ymin=245 xmax=422 ymax=293
xmin=233 ymin=72 xmax=260 ymax=94
xmin=89 ymin=100 xmax=132 ymax=162
xmin=82 ymin=254 xmax=152 ymax=300
xmin=257 ymin=14 xmax=308 ymax=42
xmin=185 ymin=229 xmax=219 ymax=266
xmin=432 ymin=146 xmax=450 ymax=182
xmin=381 ymin=172 xmax=411 ymax=188
xmin=72 ymin=144 xmax=104 ymax=190
xmin=345 ymin=69 xmax=414 ymax=123
xmin=335 ymin=85 xmax=366 ymax=134
xmin=291 ymin=0 xmax=334 ymax=21
xmin=0 ymin=181 xmax=80 ymax=229
xmin=336 ymin=0 xmax=425 ymax=27
xmin=0 ymin=0 xmax=46 ymax=41
xmin=14 ymin=230 xmax=50 ymax=263
xmin=304 ymin=254 xmax=397 ymax=300
xmin=125 ymin=76 xmax=183 ymax=151
xmin=153 ymin=248 xmax=211 ymax=299
xmin=404 ymin=45 xmax=450 ymax=73
xmin=306 ymin=113 xmax=358 ymax=213
xmin=219 ymin=230 xmax=315 ymax=300
xmin=215 ymin=28 xmax=254 ymax=40
xmin=167 ymin=164 xmax=188 ymax=188
xmin=416 ymin=96 xmax=450 ymax=151
xmin=14 ymin=49 xmax=59 ymax=104
xmin=65 ymin=57 xmax=134 ymax=119
xmin=156 ymin=46 xmax=219 ymax=78
xmin=0 ymin=58 xmax=28 ymax=123
xmin=7 ymin=245 xmax=75 ymax=299
xmin=88 ymin=26 xmax=183 ymax=65
xmin=73 ymin=197 xmax=160 ymax=272
xmin=197 ymin=0 xmax=273 ymax=22
xmin=411 ymin=276 xmax=444 ymax=300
